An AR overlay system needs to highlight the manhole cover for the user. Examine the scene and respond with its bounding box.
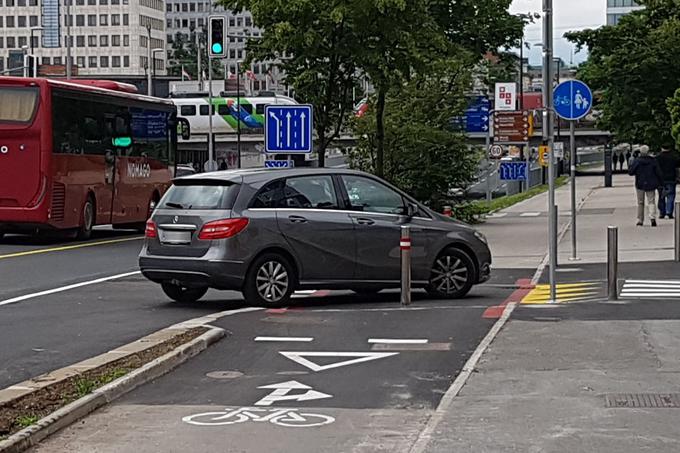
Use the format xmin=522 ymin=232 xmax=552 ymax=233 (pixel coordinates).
xmin=206 ymin=371 xmax=243 ymax=379
xmin=605 ymin=393 xmax=680 ymax=408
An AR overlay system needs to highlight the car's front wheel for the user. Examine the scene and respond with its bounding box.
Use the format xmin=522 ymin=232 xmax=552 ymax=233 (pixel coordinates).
xmin=243 ymin=253 xmax=295 ymax=307
xmin=161 ymin=282 xmax=208 ymax=303
xmin=426 ymin=248 xmax=475 ymax=299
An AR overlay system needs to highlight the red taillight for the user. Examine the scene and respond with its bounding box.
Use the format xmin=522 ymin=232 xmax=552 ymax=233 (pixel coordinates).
xmin=145 ymin=219 xmax=158 ymax=238
xmin=198 ymin=218 xmax=249 ymax=240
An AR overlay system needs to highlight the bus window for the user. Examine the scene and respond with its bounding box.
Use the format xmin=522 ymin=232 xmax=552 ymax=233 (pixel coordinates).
xmin=199 ymin=104 xmax=215 ymax=116
xmin=0 ymin=87 xmax=39 ymax=124
xmin=255 ymin=104 xmax=265 ymax=115
xmin=180 ymin=105 xmax=196 ymax=116
xmin=218 ymin=104 xmax=230 ymax=115
xmin=242 ymin=104 xmax=253 ymax=114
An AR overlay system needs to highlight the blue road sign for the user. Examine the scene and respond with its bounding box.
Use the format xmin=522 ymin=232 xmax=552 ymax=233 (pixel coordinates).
xmin=265 ymin=105 xmax=313 ymax=154
xmin=554 ymin=80 xmax=593 ymax=121
xmin=450 ymin=96 xmax=490 ymax=133
xmin=499 ymin=162 xmax=527 ymax=181
xmin=265 ymin=160 xmax=294 ymax=168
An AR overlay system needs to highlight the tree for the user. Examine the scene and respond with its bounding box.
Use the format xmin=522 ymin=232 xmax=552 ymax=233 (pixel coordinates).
xmin=219 ymin=0 xmax=359 ymax=167
xmin=350 ymin=58 xmax=479 ymax=208
xmin=167 ymin=31 xmax=224 ymax=80
xmin=567 ymin=1 xmax=680 ymax=147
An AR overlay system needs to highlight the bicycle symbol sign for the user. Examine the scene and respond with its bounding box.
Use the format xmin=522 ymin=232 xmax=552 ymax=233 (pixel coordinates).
xmin=183 ymin=407 xmax=335 ymax=428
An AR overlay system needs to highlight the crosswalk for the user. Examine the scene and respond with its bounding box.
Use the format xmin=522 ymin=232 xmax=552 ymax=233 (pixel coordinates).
xmin=521 ymin=282 xmax=603 ymax=305
xmin=621 ymin=280 xmax=680 ymax=299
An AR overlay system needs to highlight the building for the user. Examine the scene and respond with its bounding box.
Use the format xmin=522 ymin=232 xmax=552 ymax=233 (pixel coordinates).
xmin=0 ymin=0 xmax=166 ymax=77
xmin=606 ymin=0 xmax=644 ymax=25
xmin=165 ymin=1 xmax=285 ymax=94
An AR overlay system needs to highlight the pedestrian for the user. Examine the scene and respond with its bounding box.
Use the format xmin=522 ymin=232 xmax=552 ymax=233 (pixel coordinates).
xmin=619 ymin=152 xmax=626 ymax=171
xmin=626 ymin=150 xmax=632 ymax=168
xmin=656 ymin=144 xmax=680 ymax=219
xmin=629 ymin=145 xmax=663 ymax=227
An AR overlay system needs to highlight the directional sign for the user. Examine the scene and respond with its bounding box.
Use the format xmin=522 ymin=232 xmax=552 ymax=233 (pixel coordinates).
xmin=265 ymin=160 xmax=294 ymax=168
xmin=499 ymin=162 xmax=527 ymax=181
xmin=493 ymin=111 xmax=530 ymax=143
xmin=553 ymin=80 xmax=593 ymax=121
xmin=495 ymin=82 xmax=517 ymax=111
xmin=449 ymin=96 xmax=490 ymax=133
xmin=265 ymin=105 xmax=313 ymax=154
xmin=279 ymin=351 xmax=399 ymax=372
xmin=488 ymin=144 xmax=504 ymax=159
xmin=254 ymin=381 xmax=333 ymax=406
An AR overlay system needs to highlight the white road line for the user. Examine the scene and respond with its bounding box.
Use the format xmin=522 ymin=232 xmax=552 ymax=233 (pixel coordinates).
xmin=520 ymin=212 xmax=541 ymax=217
xmin=488 ymin=213 xmax=507 ymax=218
xmin=625 ymin=280 xmax=680 ymax=285
xmin=621 ymin=293 xmax=680 ymax=298
xmin=0 ymin=271 xmax=141 ymax=307
xmin=622 ymin=288 xmax=680 ymax=292
xmin=623 ymin=284 xmax=680 ymax=288
xmin=254 ymin=336 xmax=314 ymax=342
xmin=368 ymin=339 xmax=428 ymax=344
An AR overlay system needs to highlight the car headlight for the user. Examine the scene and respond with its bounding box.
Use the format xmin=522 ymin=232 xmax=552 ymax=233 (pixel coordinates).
xmin=473 ymin=231 xmax=488 ymax=244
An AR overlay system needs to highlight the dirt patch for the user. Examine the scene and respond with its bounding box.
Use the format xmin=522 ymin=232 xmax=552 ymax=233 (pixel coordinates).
xmin=0 ymin=327 xmax=207 ymax=437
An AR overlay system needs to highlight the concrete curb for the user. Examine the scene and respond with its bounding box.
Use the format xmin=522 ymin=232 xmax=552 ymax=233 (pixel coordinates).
xmin=0 ymin=326 xmax=225 ymax=453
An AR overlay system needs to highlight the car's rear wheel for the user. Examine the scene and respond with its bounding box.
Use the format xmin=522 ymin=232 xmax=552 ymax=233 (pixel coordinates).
xmin=243 ymin=253 xmax=295 ymax=307
xmin=426 ymin=248 xmax=475 ymax=299
xmin=161 ymin=282 xmax=208 ymax=303
xmin=76 ymin=197 xmax=95 ymax=240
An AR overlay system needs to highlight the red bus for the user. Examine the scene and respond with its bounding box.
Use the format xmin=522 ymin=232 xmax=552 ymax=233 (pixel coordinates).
xmin=0 ymin=77 xmax=179 ymax=240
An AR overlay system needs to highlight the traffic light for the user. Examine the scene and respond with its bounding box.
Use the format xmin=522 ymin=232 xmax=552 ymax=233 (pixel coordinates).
xmin=208 ymin=16 xmax=226 ymax=58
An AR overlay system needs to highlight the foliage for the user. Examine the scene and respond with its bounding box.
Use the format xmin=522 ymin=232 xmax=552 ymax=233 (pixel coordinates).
xmin=350 ymin=59 xmax=479 ymax=208
xmin=566 ymin=1 xmax=680 ymax=148
xmin=668 ymin=88 xmax=680 ymax=149
xmin=15 ymin=415 xmax=39 ymax=429
xmin=219 ymin=0 xmax=358 ymax=167
xmin=167 ymin=31 xmax=224 ymax=80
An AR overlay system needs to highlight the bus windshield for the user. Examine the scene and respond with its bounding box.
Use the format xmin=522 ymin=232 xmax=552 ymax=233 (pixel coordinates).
xmin=0 ymin=87 xmax=39 ymax=124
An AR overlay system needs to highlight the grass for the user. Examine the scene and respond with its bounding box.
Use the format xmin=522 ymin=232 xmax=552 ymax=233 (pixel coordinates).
xmin=480 ymin=175 xmax=569 ymax=213
xmin=74 ymin=368 xmax=128 ymax=399
xmin=15 ymin=415 xmax=39 ymax=429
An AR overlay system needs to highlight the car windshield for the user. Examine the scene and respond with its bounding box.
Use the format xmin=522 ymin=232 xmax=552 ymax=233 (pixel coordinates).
xmin=158 ymin=182 xmax=238 ymax=210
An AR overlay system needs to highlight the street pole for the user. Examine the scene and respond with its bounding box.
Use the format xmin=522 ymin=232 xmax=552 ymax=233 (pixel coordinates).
xmin=65 ymin=0 xmax=72 ymax=79
xmin=208 ymin=56 xmax=214 ymax=168
xmin=569 ymin=120 xmax=579 ymax=261
xmin=146 ymin=24 xmax=152 ymax=96
xmin=196 ymin=30 xmax=202 ymax=90
xmin=237 ymin=61 xmax=242 ymax=168
xmin=542 ymin=0 xmax=557 ymax=301
xmin=485 ymin=110 xmax=493 ymax=204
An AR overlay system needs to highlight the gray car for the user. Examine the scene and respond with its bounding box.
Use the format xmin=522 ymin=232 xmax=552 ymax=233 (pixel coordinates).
xmin=139 ymin=168 xmax=491 ymax=306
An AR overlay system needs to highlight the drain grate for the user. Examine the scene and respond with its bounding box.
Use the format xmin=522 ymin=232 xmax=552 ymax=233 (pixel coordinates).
xmin=605 ymin=393 xmax=680 ymax=408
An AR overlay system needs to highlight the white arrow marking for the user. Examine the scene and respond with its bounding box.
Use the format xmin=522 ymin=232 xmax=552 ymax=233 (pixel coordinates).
xmin=255 ymin=380 xmax=333 ymax=406
xmin=269 ymin=111 xmax=281 ymax=147
xmin=286 ymin=112 xmax=292 ymax=148
xmin=300 ymin=111 xmax=307 ymax=148
xmin=279 ymin=351 xmax=399 ymax=372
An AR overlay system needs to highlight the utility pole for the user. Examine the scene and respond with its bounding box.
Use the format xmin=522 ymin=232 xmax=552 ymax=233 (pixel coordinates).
xmin=65 ymin=0 xmax=72 ymax=79
xmin=146 ymin=23 xmax=152 ymax=96
xmin=196 ymin=29 xmax=202 ymax=90
xmin=542 ymin=0 xmax=557 ymax=301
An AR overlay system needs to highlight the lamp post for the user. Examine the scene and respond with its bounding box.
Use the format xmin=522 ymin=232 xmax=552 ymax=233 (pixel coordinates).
xmin=146 ymin=23 xmax=152 ymax=96
xmin=28 ymin=27 xmax=44 ymax=77
xmin=151 ymin=47 xmax=164 ymax=96
xmin=65 ymin=0 xmax=72 ymax=79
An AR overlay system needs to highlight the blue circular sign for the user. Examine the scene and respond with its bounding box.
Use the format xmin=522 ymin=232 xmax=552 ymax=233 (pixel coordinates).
xmin=553 ymin=80 xmax=593 ymax=121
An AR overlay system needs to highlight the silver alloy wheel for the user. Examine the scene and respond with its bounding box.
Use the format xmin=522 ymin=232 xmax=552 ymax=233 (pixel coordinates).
xmin=430 ymin=255 xmax=469 ymax=294
xmin=83 ymin=201 xmax=94 ymax=230
xmin=256 ymin=261 xmax=290 ymax=302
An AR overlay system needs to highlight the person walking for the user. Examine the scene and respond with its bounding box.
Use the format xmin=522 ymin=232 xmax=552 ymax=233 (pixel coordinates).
xmin=656 ymin=144 xmax=680 ymax=219
xmin=619 ymin=152 xmax=626 ymax=171
xmin=629 ymin=145 xmax=663 ymax=226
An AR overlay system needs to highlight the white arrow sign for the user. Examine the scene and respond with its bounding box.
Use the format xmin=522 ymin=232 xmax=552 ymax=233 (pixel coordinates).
xmin=255 ymin=380 xmax=333 ymax=406
xmin=269 ymin=111 xmax=281 ymax=147
xmin=300 ymin=111 xmax=307 ymax=148
xmin=280 ymin=351 xmax=399 ymax=372
xmin=285 ymin=112 xmax=292 ymax=148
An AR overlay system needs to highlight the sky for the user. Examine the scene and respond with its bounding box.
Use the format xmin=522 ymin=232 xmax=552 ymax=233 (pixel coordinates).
xmin=510 ymin=0 xmax=606 ymax=65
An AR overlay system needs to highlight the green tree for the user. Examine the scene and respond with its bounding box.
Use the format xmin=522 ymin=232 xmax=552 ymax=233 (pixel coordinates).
xmin=350 ymin=58 xmax=478 ymax=207
xmin=667 ymin=88 xmax=680 ymax=149
xmin=167 ymin=31 xmax=224 ymax=80
xmin=219 ymin=0 xmax=359 ymax=167
xmin=567 ymin=0 xmax=680 ymax=147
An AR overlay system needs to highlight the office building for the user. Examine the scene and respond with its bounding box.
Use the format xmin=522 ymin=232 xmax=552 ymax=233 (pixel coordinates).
xmin=0 ymin=0 xmax=166 ymax=77
xmin=606 ymin=0 xmax=644 ymax=25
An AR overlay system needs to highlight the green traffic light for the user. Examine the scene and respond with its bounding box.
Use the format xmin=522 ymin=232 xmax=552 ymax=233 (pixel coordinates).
xmin=212 ymin=43 xmax=223 ymax=54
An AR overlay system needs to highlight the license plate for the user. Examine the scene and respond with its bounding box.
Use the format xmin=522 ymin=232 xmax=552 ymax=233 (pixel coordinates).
xmin=159 ymin=230 xmax=192 ymax=245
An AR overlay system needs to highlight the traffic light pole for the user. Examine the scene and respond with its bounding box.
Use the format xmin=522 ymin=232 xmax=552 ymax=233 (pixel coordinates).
xmin=543 ymin=0 xmax=557 ymax=301
xmin=208 ymin=56 xmax=214 ymax=168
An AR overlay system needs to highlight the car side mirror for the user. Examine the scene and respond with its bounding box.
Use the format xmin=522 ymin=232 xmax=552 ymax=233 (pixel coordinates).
xmin=406 ymin=203 xmax=418 ymax=218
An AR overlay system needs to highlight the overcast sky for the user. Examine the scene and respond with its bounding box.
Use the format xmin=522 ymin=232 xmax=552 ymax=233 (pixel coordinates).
xmin=510 ymin=0 xmax=605 ymax=65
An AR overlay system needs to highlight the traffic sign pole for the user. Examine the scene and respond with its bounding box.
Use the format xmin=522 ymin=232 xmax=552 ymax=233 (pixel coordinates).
xmin=543 ymin=0 xmax=557 ymax=302
xmin=569 ymin=120 xmax=579 ymax=261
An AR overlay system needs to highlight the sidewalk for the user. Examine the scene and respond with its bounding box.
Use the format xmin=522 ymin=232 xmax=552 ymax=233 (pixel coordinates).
xmin=422 ymin=174 xmax=680 ymax=452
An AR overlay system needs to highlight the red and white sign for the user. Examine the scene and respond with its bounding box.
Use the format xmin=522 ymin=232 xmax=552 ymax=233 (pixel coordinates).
xmin=495 ymin=82 xmax=517 ymax=111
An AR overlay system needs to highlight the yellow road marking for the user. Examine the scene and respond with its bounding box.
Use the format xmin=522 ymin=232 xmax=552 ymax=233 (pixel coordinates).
xmin=521 ymin=282 xmax=603 ymax=305
xmin=0 ymin=236 xmax=143 ymax=260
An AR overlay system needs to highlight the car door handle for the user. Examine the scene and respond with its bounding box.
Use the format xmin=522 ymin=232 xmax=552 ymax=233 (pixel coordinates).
xmin=356 ymin=218 xmax=375 ymax=225
xmin=288 ymin=215 xmax=308 ymax=223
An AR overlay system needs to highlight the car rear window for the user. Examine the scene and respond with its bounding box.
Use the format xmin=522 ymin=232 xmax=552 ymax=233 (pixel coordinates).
xmin=159 ymin=182 xmax=239 ymax=210
xmin=0 ymin=87 xmax=39 ymax=124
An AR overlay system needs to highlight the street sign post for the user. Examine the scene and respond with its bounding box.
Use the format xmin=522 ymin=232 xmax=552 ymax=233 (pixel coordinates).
xmin=554 ymin=80 xmax=593 ymax=262
xmin=499 ymin=162 xmax=527 ymax=181
xmin=493 ymin=111 xmax=530 ymax=143
xmin=488 ymin=144 xmax=504 ymax=160
xmin=265 ymin=105 xmax=314 ymax=154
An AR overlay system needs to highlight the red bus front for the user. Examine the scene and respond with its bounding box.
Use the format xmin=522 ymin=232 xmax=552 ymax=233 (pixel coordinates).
xmin=0 ymin=77 xmax=177 ymax=238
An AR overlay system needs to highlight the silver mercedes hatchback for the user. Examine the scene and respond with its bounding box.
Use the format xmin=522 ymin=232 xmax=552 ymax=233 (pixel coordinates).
xmin=139 ymin=168 xmax=491 ymax=306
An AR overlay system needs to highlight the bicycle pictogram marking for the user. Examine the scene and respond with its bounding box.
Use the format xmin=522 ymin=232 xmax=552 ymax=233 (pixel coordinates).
xmin=182 ymin=407 xmax=335 ymax=428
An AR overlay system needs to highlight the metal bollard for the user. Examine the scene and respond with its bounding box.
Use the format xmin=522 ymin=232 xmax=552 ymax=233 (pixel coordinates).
xmin=676 ymin=202 xmax=680 ymax=262
xmin=607 ymin=226 xmax=618 ymax=300
xmin=443 ymin=206 xmax=452 ymax=217
xmin=400 ymin=225 xmax=412 ymax=306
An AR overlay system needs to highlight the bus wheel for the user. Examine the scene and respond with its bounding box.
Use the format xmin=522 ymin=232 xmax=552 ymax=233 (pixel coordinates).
xmin=76 ymin=197 xmax=95 ymax=240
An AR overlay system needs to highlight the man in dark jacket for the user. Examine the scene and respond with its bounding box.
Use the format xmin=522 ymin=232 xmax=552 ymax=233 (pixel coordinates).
xmin=656 ymin=144 xmax=680 ymax=219
xmin=629 ymin=145 xmax=664 ymax=227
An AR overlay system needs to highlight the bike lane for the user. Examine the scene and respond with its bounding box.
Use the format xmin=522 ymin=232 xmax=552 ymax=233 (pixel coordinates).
xmin=31 ymin=288 xmax=513 ymax=453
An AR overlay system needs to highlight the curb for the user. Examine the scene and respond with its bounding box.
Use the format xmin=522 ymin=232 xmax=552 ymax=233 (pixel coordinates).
xmin=0 ymin=326 xmax=224 ymax=453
